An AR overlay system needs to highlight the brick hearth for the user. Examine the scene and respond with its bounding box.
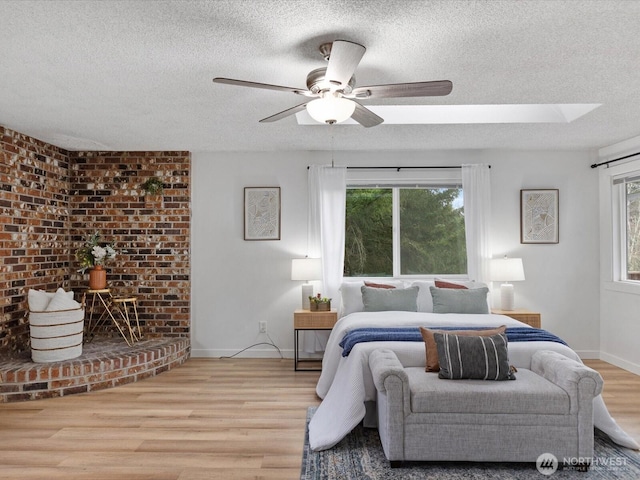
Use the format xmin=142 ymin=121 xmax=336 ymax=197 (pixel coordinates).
xmin=0 ymin=337 xmax=190 ymax=403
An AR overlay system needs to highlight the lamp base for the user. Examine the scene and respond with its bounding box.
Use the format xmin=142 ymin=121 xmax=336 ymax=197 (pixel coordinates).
xmin=301 ymin=283 xmax=313 ymax=310
xmin=500 ymin=283 xmax=515 ymax=311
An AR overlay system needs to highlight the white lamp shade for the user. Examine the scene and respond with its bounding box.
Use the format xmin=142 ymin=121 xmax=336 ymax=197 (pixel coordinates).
xmin=306 ymin=95 xmax=356 ymax=124
xmin=291 ymin=258 xmax=322 ymax=281
xmin=490 ymin=257 xmax=525 ymax=282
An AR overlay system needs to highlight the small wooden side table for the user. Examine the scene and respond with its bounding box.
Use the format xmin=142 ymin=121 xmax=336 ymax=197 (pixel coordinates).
xmin=294 ymin=309 xmax=338 ymax=371
xmin=492 ymin=309 xmax=541 ymax=329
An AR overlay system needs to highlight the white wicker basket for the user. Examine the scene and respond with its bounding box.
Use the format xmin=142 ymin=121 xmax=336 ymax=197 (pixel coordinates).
xmin=29 ymin=307 xmax=85 ymax=363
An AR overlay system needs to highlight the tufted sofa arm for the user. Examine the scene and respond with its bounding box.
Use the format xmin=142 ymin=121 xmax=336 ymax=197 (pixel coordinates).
xmin=531 ymin=350 xmax=603 ymax=414
xmin=531 ymin=350 xmax=604 ymax=460
xmin=369 ymin=349 xmax=412 ymax=461
xmin=370 ymin=348 xmax=408 ymax=392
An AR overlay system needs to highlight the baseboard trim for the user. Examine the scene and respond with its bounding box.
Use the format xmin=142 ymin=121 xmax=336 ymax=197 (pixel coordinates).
xmin=599 ymin=351 xmax=640 ymax=375
xmin=575 ymin=350 xmax=600 ymax=360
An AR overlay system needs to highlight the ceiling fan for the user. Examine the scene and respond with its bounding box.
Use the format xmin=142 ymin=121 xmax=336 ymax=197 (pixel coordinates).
xmin=212 ymin=40 xmax=453 ymax=128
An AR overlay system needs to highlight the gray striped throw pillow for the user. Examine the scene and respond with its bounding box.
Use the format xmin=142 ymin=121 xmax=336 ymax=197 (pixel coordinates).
xmin=433 ymin=332 xmax=516 ymax=381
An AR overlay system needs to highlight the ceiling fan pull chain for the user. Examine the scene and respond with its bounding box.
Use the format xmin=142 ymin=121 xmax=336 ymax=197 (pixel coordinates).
xmin=331 ymin=123 xmax=335 ymax=168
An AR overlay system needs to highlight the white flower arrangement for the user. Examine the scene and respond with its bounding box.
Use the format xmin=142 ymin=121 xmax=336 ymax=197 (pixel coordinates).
xmin=75 ymin=232 xmax=117 ymax=273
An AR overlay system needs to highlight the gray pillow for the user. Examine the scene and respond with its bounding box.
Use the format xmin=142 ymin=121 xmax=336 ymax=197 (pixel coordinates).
xmin=361 ymin=285 xmax=418 ymax=312
xmin=429 ymin=286 xmax=489 ymax=314
xmin=434 ymin=332 xmax=515 ymax=381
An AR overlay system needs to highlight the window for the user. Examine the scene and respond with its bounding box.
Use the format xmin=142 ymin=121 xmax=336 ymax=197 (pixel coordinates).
xmin=614 ymin=172 xmax=640 ymax=281
xmin=344 ymin=185 xmax=466 ymax=277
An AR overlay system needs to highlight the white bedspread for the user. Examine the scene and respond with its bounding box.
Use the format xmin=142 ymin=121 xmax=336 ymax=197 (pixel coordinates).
xmin=310 ymin=311 xmax=640 ymax=451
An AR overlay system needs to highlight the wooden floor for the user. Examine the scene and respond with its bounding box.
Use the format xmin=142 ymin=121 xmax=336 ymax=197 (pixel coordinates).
xmin=585 ymin=359 xmax=640 ymax=441
xmin=0 ymin=358 xmax=637 ymax=479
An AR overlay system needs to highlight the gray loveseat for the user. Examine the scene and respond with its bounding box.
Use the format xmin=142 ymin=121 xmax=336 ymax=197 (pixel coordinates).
xmin=369 ymin=348 xmax=604 ymax=467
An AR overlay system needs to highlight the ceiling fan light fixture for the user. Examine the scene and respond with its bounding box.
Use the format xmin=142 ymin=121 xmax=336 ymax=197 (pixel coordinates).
xmin=306 ymin=93 xmax=356 ymax=124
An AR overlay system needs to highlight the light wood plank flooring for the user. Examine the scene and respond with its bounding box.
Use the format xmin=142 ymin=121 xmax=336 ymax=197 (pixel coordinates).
xmin=0 ymin=358 xmax=637 ymax=479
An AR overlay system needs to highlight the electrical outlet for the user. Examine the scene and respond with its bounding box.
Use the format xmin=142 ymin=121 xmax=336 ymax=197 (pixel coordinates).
xmin=259 ymin=321 xmax=267 ymax=333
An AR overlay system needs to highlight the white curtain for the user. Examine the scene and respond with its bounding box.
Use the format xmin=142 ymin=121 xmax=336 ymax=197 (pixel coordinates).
xmin=462 ymin=164 xmax=492 ymax=284
xmin=305 ymin=165 xmax=347 ymax=352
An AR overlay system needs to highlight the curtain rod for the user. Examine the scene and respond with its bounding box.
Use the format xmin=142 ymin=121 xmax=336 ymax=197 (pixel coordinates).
xmin=591 ymin=151 xmax=640 ymax=169
xmin=307 ymin=165 xmax=490 ymax=171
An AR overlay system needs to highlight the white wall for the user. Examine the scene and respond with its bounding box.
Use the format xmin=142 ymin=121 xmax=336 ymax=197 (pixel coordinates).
xmin=191 ymin=148 xmax=600 ymax=358
xmin=598 ymin=136 xmax=640 ymax=375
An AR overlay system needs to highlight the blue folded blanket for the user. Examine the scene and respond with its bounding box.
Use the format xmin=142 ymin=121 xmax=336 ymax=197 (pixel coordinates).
xmin=339 ymin=326 xmax=568 ymax=357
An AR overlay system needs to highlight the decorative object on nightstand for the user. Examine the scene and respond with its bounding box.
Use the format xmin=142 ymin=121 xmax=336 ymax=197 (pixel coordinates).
xmin=291 ymin=257 xmax=322 ymax=309
xmin=309 ymin=293 xmax=331 ymax=311
xmin=490 ymin=256 xmax=525 ymax=311
xmin=492 ymin=309 xmax=541 ymax=329
xmin=293 ymin=309 xmax=337 ymax=371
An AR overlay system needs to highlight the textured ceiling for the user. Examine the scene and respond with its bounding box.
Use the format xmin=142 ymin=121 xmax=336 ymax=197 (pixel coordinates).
xmin=1 ymin=0 xmax=640 ymax=153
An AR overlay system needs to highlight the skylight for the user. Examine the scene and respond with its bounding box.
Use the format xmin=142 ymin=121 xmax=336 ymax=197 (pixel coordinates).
xmin=295 ymin=104 xmax=601 ymax=125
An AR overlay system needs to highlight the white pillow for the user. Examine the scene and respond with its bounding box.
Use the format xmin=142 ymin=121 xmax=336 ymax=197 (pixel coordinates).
xmin=28 ymin=288 xmax=76 ymax=311
xmin=339 ymin=281 xmax=365 ymax=317
xmin=28 ymin=289 xmax=51 ymax=311
xmin=411 ymin=280 xmax=435 ymax=312
xmin=44 ymin=288 xmax=81 ymax=312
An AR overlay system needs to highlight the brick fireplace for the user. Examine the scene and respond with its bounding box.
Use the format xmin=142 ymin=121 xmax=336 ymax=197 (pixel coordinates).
xmin=0 ymin=126 xmax=191 ymax=401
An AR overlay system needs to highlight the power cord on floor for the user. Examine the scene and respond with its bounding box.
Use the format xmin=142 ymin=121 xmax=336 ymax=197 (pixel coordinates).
xmin=218 ymin=332 xmax=284 ymax=359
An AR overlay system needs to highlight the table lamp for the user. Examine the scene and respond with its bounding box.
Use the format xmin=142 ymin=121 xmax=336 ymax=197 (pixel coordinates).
xmin=291 ymin=258 xmax=322 ymax=309
xmin=490 ymin=256 xmax=525 ymax=311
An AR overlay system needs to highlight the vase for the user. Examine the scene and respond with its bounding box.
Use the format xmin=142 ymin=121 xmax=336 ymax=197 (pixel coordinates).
xmin=88 ymin=265 xmax=107 ymax=290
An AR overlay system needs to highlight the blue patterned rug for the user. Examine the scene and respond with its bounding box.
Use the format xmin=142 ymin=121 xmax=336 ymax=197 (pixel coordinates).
xmin=300 ymin=407 xmax=640 ymax=479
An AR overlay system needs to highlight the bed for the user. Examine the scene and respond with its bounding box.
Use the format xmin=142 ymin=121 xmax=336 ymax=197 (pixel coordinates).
xmin=308 ymin=281 xmax=640 ymax=452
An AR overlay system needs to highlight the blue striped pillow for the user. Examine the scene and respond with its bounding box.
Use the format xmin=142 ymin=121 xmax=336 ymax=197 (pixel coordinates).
xmin=433 ymin=332 xmax=516 ymax=381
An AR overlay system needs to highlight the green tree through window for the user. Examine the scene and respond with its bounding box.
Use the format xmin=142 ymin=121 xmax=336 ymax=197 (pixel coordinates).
xmin=400 ymin=188 xmax=466 ymax=275
xmin=344 ymin=187 xmax=466 ymax=277
xmin=345 ymin=189 xmax=393 ymax=276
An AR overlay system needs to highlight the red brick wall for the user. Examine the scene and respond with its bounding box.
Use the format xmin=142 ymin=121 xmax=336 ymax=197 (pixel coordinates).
xmin=69 ymin=151 xmax=191 ymax=339
xmin=0 ymin=126 xmax=191 ymax=354
xmin=0 ymin=126 xmax=72 ymax=354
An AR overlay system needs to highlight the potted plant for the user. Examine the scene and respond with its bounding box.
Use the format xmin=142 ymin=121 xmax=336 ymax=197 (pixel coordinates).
xmin=309 ymin=293 xmax=331 ymax=311
xmin=140 ymin=176 xmax=164 ymax=196
xmin=75 ymin=232 xmax=117 ymax=290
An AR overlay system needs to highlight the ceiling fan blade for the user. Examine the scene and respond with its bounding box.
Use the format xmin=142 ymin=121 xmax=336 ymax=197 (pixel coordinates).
xmin=324 ymin=40 xmax=366 ymax=89
xmin=259 ymin=102 xmax=309 ymax=123
xmin=213 ymin=77 xmax=312 ymax=96
xmin=351 ymin=101 xmax=384 ymax=128
xmin=350 ymin=80 xmax=453 ymax=99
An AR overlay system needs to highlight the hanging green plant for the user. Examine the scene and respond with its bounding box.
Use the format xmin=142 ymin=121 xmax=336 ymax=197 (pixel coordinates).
xmin=141 ymin=176 xmax=164 ymax=195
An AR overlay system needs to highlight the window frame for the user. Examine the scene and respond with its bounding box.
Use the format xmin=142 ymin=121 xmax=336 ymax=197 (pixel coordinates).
xmin=613 ymin=170 xmax=640 ymax=283
xmin=345 ymin=168 xmax=467 ymax=279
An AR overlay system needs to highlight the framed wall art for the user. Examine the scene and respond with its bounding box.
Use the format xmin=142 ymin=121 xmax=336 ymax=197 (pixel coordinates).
xmin=244 ymin=187 xmax=281 ymax=241
xmin=520 ymin=189 xmax=559 ymax=244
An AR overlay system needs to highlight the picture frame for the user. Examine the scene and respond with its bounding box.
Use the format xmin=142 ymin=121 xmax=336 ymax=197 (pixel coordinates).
xmin=520 ymin=189 xmax=559 ymax=244
xmin=244 ymin=187 xmax=281 ymax=241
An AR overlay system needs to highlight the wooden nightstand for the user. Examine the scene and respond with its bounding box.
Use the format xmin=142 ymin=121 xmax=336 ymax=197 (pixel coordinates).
xmin=492 ymin=309 xmax=541 ymax=329
xmin=294 ymin=309 xmax=338 ymax=371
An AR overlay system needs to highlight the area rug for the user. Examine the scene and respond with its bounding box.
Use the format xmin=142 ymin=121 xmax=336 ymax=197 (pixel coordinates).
xmin=300 ymin=407 xmax=640 ymax=479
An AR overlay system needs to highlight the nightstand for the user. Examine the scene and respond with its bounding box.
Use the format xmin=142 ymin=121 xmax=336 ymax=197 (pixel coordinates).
xmin=294 ymin=309 xmax=338 ymax=371
xmin=492 ymin=309 xmax=541 ymax=328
